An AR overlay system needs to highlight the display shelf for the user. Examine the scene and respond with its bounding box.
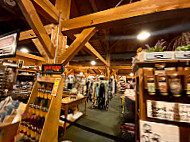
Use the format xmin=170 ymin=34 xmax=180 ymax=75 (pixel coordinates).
xmin=59 ymin=111 xmax=84 ymax=128
xmin=134 ymin=60 xmax=190 ymax=142
xmin=133 ymin=60 xmax=190 ymax=72
xmin=37 ymin=76 xmax=57 ymax=83
xmin=17 ymin=74 xmax=35 ymax=77
xmin=16 ymin=75 xmax=64 ymax=142
xmin=17 ymin=69 xmax=37 ymax=73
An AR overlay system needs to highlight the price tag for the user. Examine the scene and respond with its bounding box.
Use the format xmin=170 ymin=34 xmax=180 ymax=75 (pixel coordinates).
xmin=51 ymin=78 xmax=61 ymax=97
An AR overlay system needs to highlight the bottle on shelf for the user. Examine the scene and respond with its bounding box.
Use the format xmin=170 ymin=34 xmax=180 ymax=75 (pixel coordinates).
xmin=168 ymin=73 xmax=182 ymax=97
xmin=147 ymin=76 xmax=156 ymax=95
xmin=158 ymin=76 xmax=168 ymax=96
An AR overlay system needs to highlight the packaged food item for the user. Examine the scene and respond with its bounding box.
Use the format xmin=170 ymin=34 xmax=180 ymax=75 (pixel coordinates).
xmin=187 ymin=76 xmax=190 ymax=97
xmin=184 ymin=67 xmax=190 ymax=97
xmin=155 ymin=64 xmax=166 ymax=76
xmin=158 ymin=76 xmax=168 ymax=96
xmin=168 ymin=73 xmax=182 ymax=97
xmin=147 ymin=76 xmax=156 ymax=95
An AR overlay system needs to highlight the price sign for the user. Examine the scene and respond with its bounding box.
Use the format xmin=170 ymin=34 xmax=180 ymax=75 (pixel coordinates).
xmin=51 ymin=78 xmax=61 ymax=97
xmin=147 ymin=100 xmax=190 ymax=123
xmin=42 ymin=64 xmax=64 ymax=74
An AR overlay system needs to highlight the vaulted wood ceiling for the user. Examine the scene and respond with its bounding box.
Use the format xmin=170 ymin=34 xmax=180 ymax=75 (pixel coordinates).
xmin=0 ymin=0 xmax=190 ymax=66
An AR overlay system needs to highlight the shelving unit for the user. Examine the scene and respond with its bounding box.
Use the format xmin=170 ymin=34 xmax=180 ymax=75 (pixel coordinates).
xmin=13 ymin=69 xmax=37 ymax=103
xmin=134 ymin=60 xmax=190 ymax=142
xmin=0 ymin=66 xmax=8 ymax=100
xmin=16 ymin=75 xmax=64 ymax=142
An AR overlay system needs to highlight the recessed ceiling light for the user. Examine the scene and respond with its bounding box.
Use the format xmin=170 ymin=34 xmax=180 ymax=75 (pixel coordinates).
xmin=137 ymin=31 xmax=151 ymax=40
xmin=20 ymin=48 xmax=29 ymax=53
xmin=91 ymin=60 xmax=96 ymax=65
xmin=129 ymin=73 xmax=134 ymax=76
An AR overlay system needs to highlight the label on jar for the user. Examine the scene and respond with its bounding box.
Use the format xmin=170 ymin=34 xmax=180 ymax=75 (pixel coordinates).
xmin=155 ymin=70 xmax=165 ymax=76
xmin=187 ymin=83 xmax=190 ymax=95
xmin=169 ymin=79 xmax=181 ymax=95
xmin=147 ymin=83 xmax=156 ymax=93
xmin=159 ymin=82 xmax=167 ymax=93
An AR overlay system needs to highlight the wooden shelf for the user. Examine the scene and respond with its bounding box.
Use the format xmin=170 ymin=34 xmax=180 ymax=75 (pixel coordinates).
xmin=134 ymin=61 xmax=190 ymax=142
xmin=18 ymin=69 xmax=37 ymax=72
xmin=37 ymin=76 xmax=57 ymax=83
xmin=16 ymin=76 xmax=64 ymax=142
xmin=59 ymin=111 xmax=84 ymax=128
xmin=17 ymin=74 xmax=35 ymax=77
xmin=133 ymin=60 xmax=190 ymax=72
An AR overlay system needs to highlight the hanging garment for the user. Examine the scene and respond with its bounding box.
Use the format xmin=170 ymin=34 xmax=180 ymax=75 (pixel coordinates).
xmin=98 ymin=83 xmax=105 ymax=109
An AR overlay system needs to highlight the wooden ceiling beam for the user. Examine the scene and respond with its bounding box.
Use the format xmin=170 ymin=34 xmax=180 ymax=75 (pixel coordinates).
xmin=89 ymin=0 xmax=98 ymax=12
xmin=90 ymin=69 xmax=96 ymax=74
xmin=19 ymin=24 xmax=54 ymax=41
xmin=110 ymin=66 xmax=132 ymax=70
xmin=98 ymin=69 xmax=104 ymax=75
xmin=60 ymin=27 xmax=97 ymax=65
xmin=66 ymin=66 xmax=106 ymax=70
xmin=66 ymin=65 xmax=132 ymax=70
xmin=61 ymin=0 xmax=190 ymax=32
xmin=55 ymin=0 xmax=71 ymax=20
xmin=19 ymin=0 xmax=190 ymax=41
xmin=16 ymin=51 xmax=45 ymax=62
xmin=33 ymin=0 xmax=59 ymax=23
xmin=32 ymin=38 xmax=49 ymax=60
xmin=67 ymin=69 xmax=74 ymax=76
xmin=17 ymin=0 xmax=55 ymax=59
xmin=74 ymin=34 xmax=108 ymax=66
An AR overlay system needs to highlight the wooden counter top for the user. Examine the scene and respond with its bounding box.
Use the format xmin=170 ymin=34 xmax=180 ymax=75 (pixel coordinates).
xmin=62 ymin=95 xmax=86 ymax=104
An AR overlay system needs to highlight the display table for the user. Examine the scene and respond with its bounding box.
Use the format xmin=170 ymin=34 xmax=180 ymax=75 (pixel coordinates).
xmin=60 ymin=95 xmax=87 ymax=134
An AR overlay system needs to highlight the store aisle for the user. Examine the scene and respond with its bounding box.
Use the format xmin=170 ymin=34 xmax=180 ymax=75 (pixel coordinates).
xmin=59 ymin=94 xmax=122 ymax=142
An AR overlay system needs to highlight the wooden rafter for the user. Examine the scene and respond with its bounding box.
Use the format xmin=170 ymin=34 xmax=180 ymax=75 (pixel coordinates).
xmin=19 ymin=24 xmax=54 ymax=41
xmin=60 ymin=27 xmax=97 ymax=65
xmin=16 ymin=51 xmax=45 ymax=62
xmin=55 ymin=0 xmax=71 ymax=20
xmin=74 ymin=34 xmax=108 ymax=66
xmin=19 ymin=0 xmax=190 ymax=42
xmin=110 ymin=66 xmax=132 ymax=70
xmin=33 ymin=0 xmax=59 ymax=23
xmin=98 ymin=69 xmax=104 ymax=75
xmin=89 ymin=69 xmax=96 ymax=74
xmin=61 ymin=0 xmax=190 ymax=32
xmin=17 ymin=0 xmax=55 ymax=59
xmin=66 ymin=65 xmax=132 ymax=70
xmin=67 ymin=69 xmax=74 ymax=76
xmin=32 ymin=38 xmax=48 ymax=60
xmin=89 ymin=0 xmax=98 ymax=12
xmin=86 ymin=42 xmax=109 ymax=66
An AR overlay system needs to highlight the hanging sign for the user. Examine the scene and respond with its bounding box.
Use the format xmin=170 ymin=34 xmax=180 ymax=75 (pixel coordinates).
xmin=147 ymin=100 xmax=190 ymax=123
xmin=0 ymin=31 xmax=19 ymax=58
xmin=140 ymin=120 xmax=179 ymax=142
xmin=42 ymin=64 xmax=64 ymax=74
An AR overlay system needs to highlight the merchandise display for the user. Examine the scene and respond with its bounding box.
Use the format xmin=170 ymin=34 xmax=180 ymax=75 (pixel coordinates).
xmin=134 ymin=60 xmax=190 ymax=142
xmin=16 ymin=76 xmax=64 ymax=142
xmin=1 ymin=0 xmax=190 ymax=141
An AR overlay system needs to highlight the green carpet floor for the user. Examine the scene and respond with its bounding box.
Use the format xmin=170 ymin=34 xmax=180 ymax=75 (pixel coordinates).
xmin=59 ymin=94 xmax=122 ymax=142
